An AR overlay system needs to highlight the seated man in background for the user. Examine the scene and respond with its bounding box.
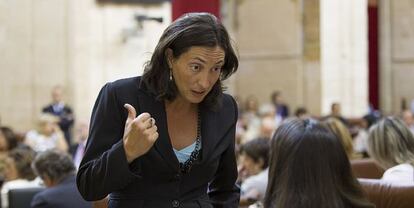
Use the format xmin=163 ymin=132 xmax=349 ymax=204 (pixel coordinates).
xmin=31 ymin=150 xmax=91 ymax=208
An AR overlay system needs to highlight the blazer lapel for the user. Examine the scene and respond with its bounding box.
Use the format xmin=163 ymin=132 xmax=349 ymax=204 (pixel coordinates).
xmin=137 ymin=91 xmax=179 ymax=172
xmin=200 ymin=107 xmax=220 ymax=163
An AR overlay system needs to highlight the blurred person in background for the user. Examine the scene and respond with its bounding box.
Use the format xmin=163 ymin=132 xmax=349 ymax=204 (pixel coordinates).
xmin=31 ymin=150 xmax=91 ymax=208
xmin=42 ymin=85 xmax=74 ymax=146
xmin=294 ymin=107 xmax=309 ymax=119
xmin=257 ymin=104 xmax=277 ymax=139
xmin=238 ymin=138 xmax=269 ymax=207
xmin=0 ymin=127 xmax=19 ymax=153
xmin=327 ymin=102 xmax=349 ymax=127
xmin=401 ymin=109 xmax=414 ymax=134
xmin=270 ymin=91 xmax=289 ymax=120
xmin=367 ymin=116 xmax=414 ymax=182
xmin=322 ymin=117 xmax=359 ymax=159
xmin=240 ymin=95 xmax=261 ymax=143
xmin=69 ymin=121 xmax=89 ymax=169
xmin=1 ymin=148 xmax=41 ymax=208
xmin=25 ymin=114 xmax=68 ymax=153
xmin=353 ymin=114 xmax=379 ymax=158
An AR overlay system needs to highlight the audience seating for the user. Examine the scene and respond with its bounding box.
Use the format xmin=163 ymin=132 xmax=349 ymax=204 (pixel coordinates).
xmin=8 ymin=187 xmax=45 ymax=208
xmin=359 ymin=178 xmax=414 ymax=208
xmin=351 ymin=158 xmax=385 ymax=179
xmin=352 ymin=159 xmax=414 ymax=208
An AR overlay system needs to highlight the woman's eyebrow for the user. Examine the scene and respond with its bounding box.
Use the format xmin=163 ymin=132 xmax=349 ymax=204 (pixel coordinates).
xmin=191 ymin=57 xmax=224 ymax=65
xmin=191 ymin=57 xmax=207 ymax=63
xmin=215 ymin=60 xmax=224 ymax=65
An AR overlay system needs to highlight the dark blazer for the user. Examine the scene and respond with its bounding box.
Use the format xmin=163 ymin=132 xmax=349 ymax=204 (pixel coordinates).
xmin=77 ymin=76 xmax=240 ymax=208
xmin=31 ymin=175 xmax=92 ymax=208
xmin=276 ymin=104 xmax=289 ymax=119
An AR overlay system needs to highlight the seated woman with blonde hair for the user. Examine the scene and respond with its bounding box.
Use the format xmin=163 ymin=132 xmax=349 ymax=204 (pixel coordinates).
xmin=25 ymin=113 xmax=68 ymax=153
xmin=367 ymin=116 xmax=414 ymax=182
xmin=322 ymin=117 xmax=360 ymax=159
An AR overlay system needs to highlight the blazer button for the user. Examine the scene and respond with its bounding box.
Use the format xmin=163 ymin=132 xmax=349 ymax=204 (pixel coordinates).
xmin=172 ymin=199 xmax=180 ymax=207
xmin=174 ymin=173 xmax=181 ymax=180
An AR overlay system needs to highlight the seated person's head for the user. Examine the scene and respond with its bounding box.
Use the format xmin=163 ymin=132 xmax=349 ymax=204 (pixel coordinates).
xmin=367 ymin=116 xmax=414 ymax=169
xmin=239 ymin=138 xmax=269 ymax=177
xmin=264 ymin=118 xmax=373 ymax=208
xmin=37 ymin=114 xmax=59 ymax=136
xmin=0 ymin=127 xmax=18 ymax=152
xmin=32 ymin=150 xmax=75 ymax=187
xmin=4 ymin=148 xmax=36 ymax=181
xmin=322 ymin=117 xmax=354 ymax=158
xmin=294 ymin=107 xmax=308 ymax=119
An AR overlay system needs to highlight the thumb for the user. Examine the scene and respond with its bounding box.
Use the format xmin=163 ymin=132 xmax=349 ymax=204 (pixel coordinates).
xmin=124 ymin=103 xmax=137 ymax=122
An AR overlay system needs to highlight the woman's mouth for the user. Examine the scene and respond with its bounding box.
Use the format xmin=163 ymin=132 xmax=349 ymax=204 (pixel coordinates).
xmin=191 ymin=90 xmax=206 ymax=97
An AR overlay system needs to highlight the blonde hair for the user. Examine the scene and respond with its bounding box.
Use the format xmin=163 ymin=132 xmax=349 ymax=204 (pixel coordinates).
xmin=368 ymin=116 xmax=414 ymax=169
xmin=322 ymin=118 xmax=354 ymax=159
xmin=37 ymin=113 xmax=59 ymax=132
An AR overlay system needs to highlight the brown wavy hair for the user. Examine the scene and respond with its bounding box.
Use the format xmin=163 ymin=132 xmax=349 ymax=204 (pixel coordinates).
xmin=264 ymin=118 xmax=373 ymax=208
xmin=141 ymin=13 xmax=238 ymax=110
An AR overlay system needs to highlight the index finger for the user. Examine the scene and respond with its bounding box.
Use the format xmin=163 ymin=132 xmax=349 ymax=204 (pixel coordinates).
xmin=135 ymin=112 xmax=151 ymax=123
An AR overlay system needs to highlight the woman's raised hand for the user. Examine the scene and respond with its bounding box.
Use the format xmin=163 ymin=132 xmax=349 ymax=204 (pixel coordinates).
xmin=123 ymin=103 xmax=159 ymax=163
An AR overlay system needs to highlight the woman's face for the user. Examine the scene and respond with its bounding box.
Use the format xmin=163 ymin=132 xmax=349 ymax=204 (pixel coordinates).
xmin=168 ymin=46 xmax=224 ymax=104
xmin=239 ymin=153 xmax=263 ymax=176
xmin=41 ymin=122 xmax=55 ymax=136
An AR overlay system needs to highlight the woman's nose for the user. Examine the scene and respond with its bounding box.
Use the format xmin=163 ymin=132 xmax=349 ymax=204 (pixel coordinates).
xmin=198 ymin=73 xmax=211 ymax=89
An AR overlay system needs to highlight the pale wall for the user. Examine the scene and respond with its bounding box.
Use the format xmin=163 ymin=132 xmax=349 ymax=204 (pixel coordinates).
xmin=380 ymin=0 xmax=414 ymax=114
xmin=231 ymin=0 xmax=304 ymax=114
xmin=0 ymin=0 xmax=171 ymax=131
xmin=231 ymin=0 xmax=369 ymax=117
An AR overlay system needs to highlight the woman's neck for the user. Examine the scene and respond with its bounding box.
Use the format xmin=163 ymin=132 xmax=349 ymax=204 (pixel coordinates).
xmin=166 ymin=97 xmax=197 ymax=114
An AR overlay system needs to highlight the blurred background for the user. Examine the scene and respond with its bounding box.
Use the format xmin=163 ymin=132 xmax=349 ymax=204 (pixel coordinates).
xmin=0 ymin=0 xmax=412 ymax=132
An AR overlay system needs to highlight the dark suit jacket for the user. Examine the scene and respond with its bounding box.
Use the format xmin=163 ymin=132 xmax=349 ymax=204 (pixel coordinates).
xmin=276 ymin=104 xmax=289 ymax=119
xmin=77 ymin=76 xmax=240 ymax=208
xmin=31 ymin=175 xmax=92 ymax=208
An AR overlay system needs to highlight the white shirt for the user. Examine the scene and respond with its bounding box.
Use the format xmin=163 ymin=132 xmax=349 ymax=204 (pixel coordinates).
xmin=25 ymin=130 xmax=60 ymax=152
xmin=382 ymin=163 xmax=414 ymax=183
xmin=353 ymin=129 xmax=368 ymax=153
xmin=241 ymin=168 xmax=269 ymax=201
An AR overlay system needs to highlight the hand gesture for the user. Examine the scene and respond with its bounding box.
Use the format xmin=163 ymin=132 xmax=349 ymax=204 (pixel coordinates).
xmin=123 ymin=104 xmax=159 ymax=163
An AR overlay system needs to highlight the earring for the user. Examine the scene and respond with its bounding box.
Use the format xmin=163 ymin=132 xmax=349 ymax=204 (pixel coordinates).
xmin=169 ymin=70 xmax=173 ymax=81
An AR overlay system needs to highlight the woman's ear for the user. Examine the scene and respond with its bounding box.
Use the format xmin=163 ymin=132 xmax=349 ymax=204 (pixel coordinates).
xmin=165 ymin=48 xmax=173 ymax=68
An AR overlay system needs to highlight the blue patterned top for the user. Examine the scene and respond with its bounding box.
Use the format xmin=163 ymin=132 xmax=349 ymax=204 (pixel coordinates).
xmin=173 ymin=140 xmax=202 ymax=163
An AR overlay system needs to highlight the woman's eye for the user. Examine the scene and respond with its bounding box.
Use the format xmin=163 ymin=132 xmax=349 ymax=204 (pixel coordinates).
xmin=190 ymin=64 xmax=201 ymax=72
xmin=212 ymin=66 xmax=222 ymax=72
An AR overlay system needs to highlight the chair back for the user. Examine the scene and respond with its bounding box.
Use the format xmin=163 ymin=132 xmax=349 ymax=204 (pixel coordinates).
xmin=351 ymin=158 xmax=385 ymax=179
xmin=359 ymin=178 xmax=414 ymax=208
xmin=8 ymin=187 xmax=45 ymax=208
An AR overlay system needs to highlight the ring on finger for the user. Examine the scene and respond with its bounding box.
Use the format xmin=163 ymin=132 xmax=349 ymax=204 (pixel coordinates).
xmin=148 ymin=118 xmax=155 ymax=128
